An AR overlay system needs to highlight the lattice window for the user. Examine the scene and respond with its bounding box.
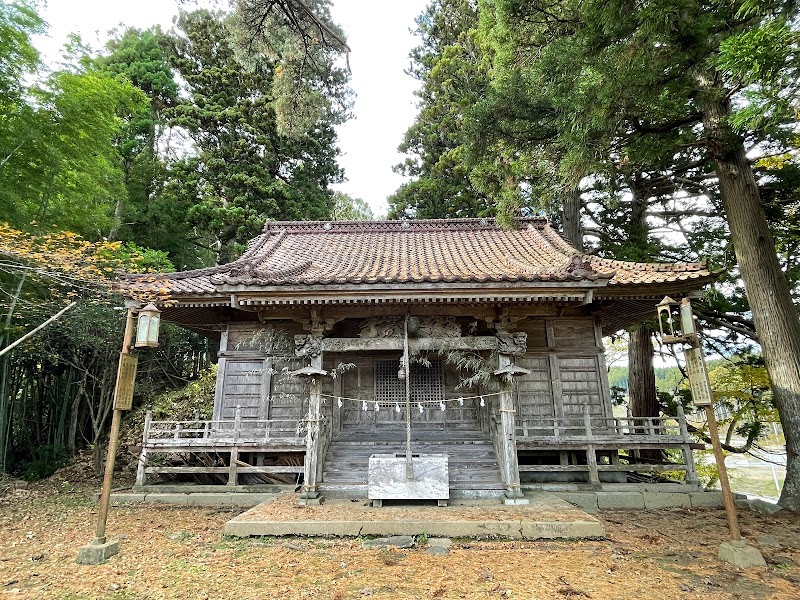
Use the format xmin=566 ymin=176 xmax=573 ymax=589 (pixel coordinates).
xmin=375 ymin=359 xmax=444 ymax=406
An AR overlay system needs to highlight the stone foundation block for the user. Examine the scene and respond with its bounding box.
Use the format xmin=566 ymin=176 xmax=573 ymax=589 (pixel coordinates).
xmin=556 ymin=493 xmax=599 ymax=513
xmin=718 ymin=540 xmax=766 ymax=569
xmin=643 ymin=492 xmax=690 ymax=509
xmin=689 ymin=491 xmax=724 ymax=508
xmin=596 ymin=491 xmax=644 ymax=510
xmin=76 ymin=540 xmax=119 ymax=565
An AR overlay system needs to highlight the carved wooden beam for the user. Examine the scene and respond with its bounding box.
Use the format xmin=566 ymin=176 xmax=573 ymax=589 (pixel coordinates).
xmin=321 ymin=336 xmax=499 ymax=353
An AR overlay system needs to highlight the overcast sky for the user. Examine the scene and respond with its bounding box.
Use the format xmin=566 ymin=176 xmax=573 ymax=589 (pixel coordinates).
xmin=38 ymin=0 xmax=428 ymax=216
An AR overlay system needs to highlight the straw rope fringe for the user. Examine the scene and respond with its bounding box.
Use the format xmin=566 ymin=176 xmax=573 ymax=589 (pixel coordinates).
xmin=320 ymin=391 xmax=502 ymax=405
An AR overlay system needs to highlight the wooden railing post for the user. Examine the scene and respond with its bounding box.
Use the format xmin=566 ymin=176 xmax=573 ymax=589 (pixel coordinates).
xmin=676 ymin=403 xmax=699 ymax=485
xmin=234 ymin=405 xmax=242 ymax=443
xmin=583 ymin=404 xmax=600 ymax=488
xmin=228 ymin=405 xmax=242 ymax=486
xmin=228 ymin=448 xmax=239 ymax=486
xmin=135 ymin=410 xmax=152 ymax=488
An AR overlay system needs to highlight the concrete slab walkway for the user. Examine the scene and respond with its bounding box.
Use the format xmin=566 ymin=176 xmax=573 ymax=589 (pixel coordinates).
xmin=223 ymin=493 xmax=605 ymax=540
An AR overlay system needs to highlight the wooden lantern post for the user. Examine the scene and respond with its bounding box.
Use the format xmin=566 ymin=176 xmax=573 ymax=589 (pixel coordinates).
xmin=77 ymin=301 xmax=159 ymax=565
xmin=656 ymin=297 xmax=764 ymax=568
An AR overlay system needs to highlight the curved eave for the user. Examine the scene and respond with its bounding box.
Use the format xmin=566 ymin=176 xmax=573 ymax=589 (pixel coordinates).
xmin=144 ymin=281 xmax=607 ymax=310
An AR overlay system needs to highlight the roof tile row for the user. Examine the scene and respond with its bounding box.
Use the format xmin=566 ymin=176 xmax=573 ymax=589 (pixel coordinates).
xmin=120 ymin=218 xmax=713 ymax=298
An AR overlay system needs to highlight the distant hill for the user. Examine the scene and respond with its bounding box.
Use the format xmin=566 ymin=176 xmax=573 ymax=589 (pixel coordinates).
xmin=608 ymin=359 xmax=726 ymax=395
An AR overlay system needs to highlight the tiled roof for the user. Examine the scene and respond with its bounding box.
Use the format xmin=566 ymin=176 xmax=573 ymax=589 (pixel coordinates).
xmin=119 ymin=218 xmax=714 ymax=299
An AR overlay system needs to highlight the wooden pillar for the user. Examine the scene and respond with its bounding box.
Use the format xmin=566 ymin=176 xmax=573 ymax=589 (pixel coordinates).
xmin=498 ymin=353 xmax=523 ymax=501
xmin=228 ymin=448 xmax=239 ymax=486
xmin=301 ymin=345 xmax=324 ymax=502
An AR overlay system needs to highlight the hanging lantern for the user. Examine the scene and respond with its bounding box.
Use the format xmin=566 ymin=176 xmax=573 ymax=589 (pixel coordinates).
xmin=134 ymin=304 xmax=161 ymax=348
xmin=656 ymin=296 xmax=697 ymax=345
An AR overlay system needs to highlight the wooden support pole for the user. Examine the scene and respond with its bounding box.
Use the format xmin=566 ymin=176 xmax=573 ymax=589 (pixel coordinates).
xmin=93 ymin=306 xmax=135 ymax=545
xmin=705 ymin=404 xmax=741 ymax=541
xmin=228 ymin=448 xmax=239 ymax=486
xmin=301 ymin=347 xmax=324 ymax=499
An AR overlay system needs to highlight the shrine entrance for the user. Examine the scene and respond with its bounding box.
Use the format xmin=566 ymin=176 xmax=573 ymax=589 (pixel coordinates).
xmin=335 ymin=357 xmax=482 ymax=436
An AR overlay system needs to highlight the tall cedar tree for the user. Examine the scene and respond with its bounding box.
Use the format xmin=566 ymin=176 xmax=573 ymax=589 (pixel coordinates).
xmin=97 ymin=28 xmax=179 ymax=247
xmin=478 ymin=0 xmax=800 ymax=508
xmin=163 ymin=10 xmax=341 ymax=264
xmin=388 ymin=0 xmax=491 ymax=219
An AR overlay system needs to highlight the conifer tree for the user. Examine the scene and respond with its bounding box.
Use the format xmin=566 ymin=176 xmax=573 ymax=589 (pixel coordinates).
xmin=478 ymin=0 xmax=800 ymax=508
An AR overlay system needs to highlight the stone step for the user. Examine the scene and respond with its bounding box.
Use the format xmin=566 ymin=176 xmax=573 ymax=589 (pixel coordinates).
xmin=322 ymin=430 xmax=504 ymax=493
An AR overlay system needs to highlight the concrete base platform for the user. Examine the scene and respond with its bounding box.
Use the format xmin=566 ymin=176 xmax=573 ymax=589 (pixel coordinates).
xmin=76 ymin=539 xmax=119 ymax=565
xmin=223 ymin=493 xmax=605 ymax=540
xmin=110 ymin=492 xmax=275 ymax=507
xmin=546 ymin=490 xmax=727 ymax=513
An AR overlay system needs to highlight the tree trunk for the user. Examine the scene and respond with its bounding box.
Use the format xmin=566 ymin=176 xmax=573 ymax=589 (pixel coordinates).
xmin=67 ymin=373 xmax=86 ymax=457
xmin=562 ymin=186 xmax=583 ymax=250
xmin=697 ymin=72 xmax=800 ymax=509
xmin=628 ymin=323 xmax=661 ymax=461
xmin=628 ymin=324 xmax=659 ymax=418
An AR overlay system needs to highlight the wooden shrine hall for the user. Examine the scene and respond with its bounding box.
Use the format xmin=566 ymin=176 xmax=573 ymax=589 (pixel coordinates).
xmin=120 ymin=217 xmax=714 ymax=503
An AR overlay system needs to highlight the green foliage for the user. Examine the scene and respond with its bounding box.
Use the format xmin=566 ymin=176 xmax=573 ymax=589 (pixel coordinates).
xmin=231 ymin=0 xmax=352 ymax=139
xmin=20 ymin=445 xmax=68 ymax=481
xmin=150 ymin=365 xmax=217 ymax=420
xmin=96 ymin=27 xmax=181 ymax=248
xmin=694 ymin=450 xmax=721 ymax=490
xmin=99 ymin=28 xmax=178 ymax=108
xmin=708 ymin=354 xmax=776 ymax=443
xmin=0 ymin=0 xmax=43 ymax=105
xmin=0 ymin=51 xmax=149 ymax=237
xmin=331 ymin=192 xmax=374 ymax=221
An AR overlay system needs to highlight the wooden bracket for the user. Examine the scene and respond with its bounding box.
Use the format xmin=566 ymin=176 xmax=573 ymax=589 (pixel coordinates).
xmin=300 ymin=309 xmax=338 ymax=334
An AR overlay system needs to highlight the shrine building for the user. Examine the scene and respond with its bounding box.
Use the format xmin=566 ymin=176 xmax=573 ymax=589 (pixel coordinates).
xmin=120 ymin=217 xmax=714 ymax=504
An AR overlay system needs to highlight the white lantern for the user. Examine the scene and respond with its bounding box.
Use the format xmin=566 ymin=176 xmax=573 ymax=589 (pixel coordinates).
xmin=134 ymin=304 xmax=161 ymax=348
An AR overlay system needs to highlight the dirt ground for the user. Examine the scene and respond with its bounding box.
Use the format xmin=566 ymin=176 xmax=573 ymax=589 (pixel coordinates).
xmin=1 ymin=483 xmax=799 ymax=600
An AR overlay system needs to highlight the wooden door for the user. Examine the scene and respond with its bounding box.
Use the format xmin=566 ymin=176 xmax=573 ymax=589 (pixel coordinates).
xmin=338 ymin=358 xmax=480 ymax=432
